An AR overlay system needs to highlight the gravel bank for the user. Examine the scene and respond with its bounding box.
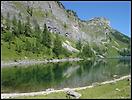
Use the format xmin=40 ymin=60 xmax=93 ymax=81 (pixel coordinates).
xmin=1 ymin=58 xmax=83 ymax=67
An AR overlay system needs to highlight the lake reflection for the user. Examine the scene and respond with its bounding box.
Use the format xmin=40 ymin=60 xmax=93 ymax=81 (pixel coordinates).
xmin=1 ymin=58 xmax=131 ymax=93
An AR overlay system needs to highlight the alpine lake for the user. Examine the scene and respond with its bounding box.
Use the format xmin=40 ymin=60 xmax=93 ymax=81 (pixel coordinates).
xmin=1 ymin=58 xmax=131 ymax=93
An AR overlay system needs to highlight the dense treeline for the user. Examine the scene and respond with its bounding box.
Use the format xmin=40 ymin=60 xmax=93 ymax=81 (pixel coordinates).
xmin=2 ymin=11 xmax=98 ymax=59
xmin=111 ymin=30 xmax=130 ymax=44
xmin=1 ymin=12 xmax=70 ymax=58
xmin=2 ymin=12 xmax=130 ymax=60
xmin=118 ymin=48 xmax=131 ymax=56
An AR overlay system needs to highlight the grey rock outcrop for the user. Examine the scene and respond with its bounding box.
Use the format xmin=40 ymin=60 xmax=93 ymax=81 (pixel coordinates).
xmin=1 ymin=1 xmax=112 ymax=43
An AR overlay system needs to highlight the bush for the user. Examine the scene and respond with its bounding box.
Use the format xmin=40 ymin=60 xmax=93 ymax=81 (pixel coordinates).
xmin=3 ymin=31 xmax=13 ymax=42
xmin=62 ymin=48 xmax=71 ymax=57
xmin=15 ymin=37 xmax=24 ymax=53
xmin=81 ymin=43 xmax=94 ymax=58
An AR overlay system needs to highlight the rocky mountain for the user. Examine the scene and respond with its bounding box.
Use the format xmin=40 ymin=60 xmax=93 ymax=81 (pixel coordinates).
xmin=1 ymin=1 xmax=112 ymax=42
xmin=1 ymin=1 xmax=130 ymax=58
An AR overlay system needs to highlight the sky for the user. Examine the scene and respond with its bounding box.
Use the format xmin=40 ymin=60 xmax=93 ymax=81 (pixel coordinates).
xmin=60 ymin=1 xmax=131 ymax=37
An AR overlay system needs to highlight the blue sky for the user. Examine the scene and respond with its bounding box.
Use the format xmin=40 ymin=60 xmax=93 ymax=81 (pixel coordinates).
xmin=60 ymin=1 xmax=131 ymax=37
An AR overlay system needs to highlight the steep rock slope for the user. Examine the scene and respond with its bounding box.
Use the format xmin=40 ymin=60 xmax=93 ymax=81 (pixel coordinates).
xmin=1 ymin=1 xmax=130 ymax=58
xmin=1 ymin=1 xmax=111 ymax=42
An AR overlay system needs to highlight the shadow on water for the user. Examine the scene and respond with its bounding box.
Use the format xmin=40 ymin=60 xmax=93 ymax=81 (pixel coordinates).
xmin=1 ymin=58 xmax=131 ymax=93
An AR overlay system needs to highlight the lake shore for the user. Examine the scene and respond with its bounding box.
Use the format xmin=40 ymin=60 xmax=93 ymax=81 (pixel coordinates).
xmin=1 ymin=75 xmax=130 ymax=99
xmin=1 ymin=58 xmax=83 ymax=67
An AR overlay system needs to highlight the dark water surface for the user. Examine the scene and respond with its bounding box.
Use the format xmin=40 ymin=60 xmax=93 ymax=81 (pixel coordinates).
xmin=1 ymin=58 xmax=131 ymax=93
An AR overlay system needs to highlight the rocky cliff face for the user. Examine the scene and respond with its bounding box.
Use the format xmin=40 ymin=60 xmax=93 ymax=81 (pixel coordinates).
xmin=1 ymin=1 xmax=113 ymax=44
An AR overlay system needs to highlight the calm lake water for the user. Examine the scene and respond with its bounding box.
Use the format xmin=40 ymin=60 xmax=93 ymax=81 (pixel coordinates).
xmin=1 ymin=58 xmax=131 ymax=93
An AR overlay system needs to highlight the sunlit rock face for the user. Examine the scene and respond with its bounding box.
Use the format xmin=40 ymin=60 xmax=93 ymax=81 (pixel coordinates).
xmin=1 ymin=1 xmax=114 ymax=44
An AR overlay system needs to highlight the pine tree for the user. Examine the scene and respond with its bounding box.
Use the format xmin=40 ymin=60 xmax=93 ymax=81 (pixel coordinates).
xmin=81 ymin=43 xmax=94 ymax=58
xmin=18 ymin=13 xmax=25 ymax=35
xmin=18 ymin=20 xmax=22 ymax=34
xmin=5 ymin=12 xmax=10 ymax=30
xmin=18 ymin=12 xmax=22 ymax=19
xmin=3 ymin=31 xmax=13 ymax=49
xmin=27 ymin=5 xmax=33 ymax=16
xmin=12 ymin=15 xmax=17 ymax=27
xmin=24 ymin=16 xmax=32 ymax=37
xmin=76 ymin=39 xmax=82 ymax=50
xmin=53 ymin=34 xmax=62 ymax=57
xmin=33 ymin=19 xmax=41 ymax=38
xmin=42 ymin=24 xmax=52 ymax=48
xmin=12 ymin=15 xmax=18 ymax=36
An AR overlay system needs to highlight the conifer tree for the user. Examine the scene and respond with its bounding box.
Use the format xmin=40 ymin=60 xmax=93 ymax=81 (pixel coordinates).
xmin=76 ymin=39 xmax=82 ymax=50
xmin=24 ymin=16 xmax=32 ymax=37
xmin=53 ymin=34 xmax=62 ymax=57
xmin=12 ymin=15 xmax=18 ymax=36
xmin=81 ymin=43 xmax=94 ymax=58
xmin=6 ymin=12 xmax=10 ymax=30
xmin=18 ymin=20 xmax=22 ymax=34
xmin=42 ymin=24 xmax=52 ymax=48
xmin=33 ymin=19 xmax=41 ymax=38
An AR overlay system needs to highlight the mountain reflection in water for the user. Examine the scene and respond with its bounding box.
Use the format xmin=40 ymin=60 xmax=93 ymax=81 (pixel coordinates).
xmin=1 ymin=58 xmax=130 ymax=93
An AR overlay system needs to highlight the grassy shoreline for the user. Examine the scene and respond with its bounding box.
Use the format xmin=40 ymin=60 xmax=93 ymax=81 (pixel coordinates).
xmin=2 ymin=75 xmax=131 ymax=99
